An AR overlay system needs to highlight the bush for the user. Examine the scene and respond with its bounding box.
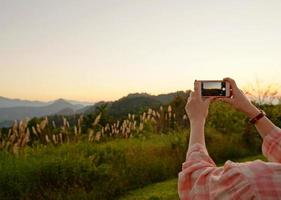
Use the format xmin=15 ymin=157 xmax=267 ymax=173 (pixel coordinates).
xmin=207 ymin=102 xmax=247 ymax=134
xmin=0 ymin=132 xmax=187 ymax=200
xmin=0 ymin=126 xmax=261 ymax=199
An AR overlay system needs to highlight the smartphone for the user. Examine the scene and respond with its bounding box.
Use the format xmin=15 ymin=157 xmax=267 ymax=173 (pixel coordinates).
xmin=200 ymin=80 xmax=231 ymax=97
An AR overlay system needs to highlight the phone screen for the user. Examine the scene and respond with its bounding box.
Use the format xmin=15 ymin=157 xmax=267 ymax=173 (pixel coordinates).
xmin=201 ymin=81 xmax=227 ymax=96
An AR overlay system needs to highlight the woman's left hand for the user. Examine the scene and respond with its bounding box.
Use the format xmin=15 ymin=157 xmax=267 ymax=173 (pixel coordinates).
xmin=185 ymin=81 xmax=213 ymax=124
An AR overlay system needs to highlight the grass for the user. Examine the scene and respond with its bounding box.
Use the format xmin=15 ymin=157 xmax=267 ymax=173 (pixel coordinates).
xmin=0 ymin=128 xmax=264 ymax=199
xmin=118 ymin=178 xmax=179 ymax=200
xmin=119 ymin=154 xmax=266 ymax=200
xmin=0 ymin=131 xmax=188 ymax=200
xmin=234 ymin=154 xmax=266 ymax=162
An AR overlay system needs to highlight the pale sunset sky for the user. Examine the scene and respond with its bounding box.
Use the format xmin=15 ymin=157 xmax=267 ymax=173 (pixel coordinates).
xmin=1 ymin=0 xmax=281 ymax=102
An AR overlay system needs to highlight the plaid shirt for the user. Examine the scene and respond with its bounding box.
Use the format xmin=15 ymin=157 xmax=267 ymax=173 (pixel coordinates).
xmin=178 ymin=128 xmax=281 ymax=200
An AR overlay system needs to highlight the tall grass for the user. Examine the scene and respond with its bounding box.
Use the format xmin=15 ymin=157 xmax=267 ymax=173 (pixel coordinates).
xmin=0 ymin=103 xmax=185 ymax=155
xmin=0 ymin=125 xmax=260 ymax=199
xmin=0 ymin=131 xmax=187 ymax=200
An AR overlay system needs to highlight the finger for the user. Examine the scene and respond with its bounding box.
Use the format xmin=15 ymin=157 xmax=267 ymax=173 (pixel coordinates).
xmin=193 ymin=80 xmax=201 ymax=97
xmin=223 ymin=77 xmax=238 ymax=91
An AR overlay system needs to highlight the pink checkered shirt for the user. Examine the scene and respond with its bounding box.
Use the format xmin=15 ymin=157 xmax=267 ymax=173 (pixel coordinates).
xmin=178 ymin=127 xmax=281 ymax=199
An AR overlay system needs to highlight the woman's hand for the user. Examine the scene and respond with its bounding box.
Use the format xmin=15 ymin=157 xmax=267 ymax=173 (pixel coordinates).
xmin=186 ymin=81 xmax=213 ymax=124
xmin=220 ymin=78 xmax=260 ymax=118
xmin=221 ymin=77 xmax=276 ymax=139
xmin=186 ymin=80 xmax=213 ymax=148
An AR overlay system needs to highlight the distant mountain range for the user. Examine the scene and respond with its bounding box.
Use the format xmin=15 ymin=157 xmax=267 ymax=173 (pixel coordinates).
xmin=0 ymin=96 xmax=93 ymax=108
xmin=0 ymin=91 xmax=188 ymax=128
xmin=0 ymin=97 xmax=94 ymax=127
xmin=0 ymin=96 xmax=48 ymax=108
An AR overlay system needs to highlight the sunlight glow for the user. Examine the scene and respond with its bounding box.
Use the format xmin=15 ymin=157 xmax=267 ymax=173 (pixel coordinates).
xmin=1 ymin=0 xmax=281 ymax=101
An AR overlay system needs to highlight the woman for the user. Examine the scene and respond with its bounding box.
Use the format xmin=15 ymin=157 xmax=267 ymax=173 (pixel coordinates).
xmin=178 ymin=78 xmax=281 ymax=199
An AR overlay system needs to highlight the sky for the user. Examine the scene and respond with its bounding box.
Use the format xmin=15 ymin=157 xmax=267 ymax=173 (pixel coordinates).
xmin=1 ymin=0 xmax=281 ymax=102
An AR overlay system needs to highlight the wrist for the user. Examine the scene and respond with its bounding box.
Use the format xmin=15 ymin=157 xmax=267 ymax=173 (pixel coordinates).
xmin=189 ymin=119 xmax=206 ymax=147
xmin=249 ymin=110 xmax=266 ymax=124
xmin=244 ymin=104 xmax=260 ymax=119
xmin=190 ymin=119 xmax=206 ymax=126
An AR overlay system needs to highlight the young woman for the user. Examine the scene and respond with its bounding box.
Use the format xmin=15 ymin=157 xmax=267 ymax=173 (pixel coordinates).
xmin=178 ymin=78 xmax=281 ymax=199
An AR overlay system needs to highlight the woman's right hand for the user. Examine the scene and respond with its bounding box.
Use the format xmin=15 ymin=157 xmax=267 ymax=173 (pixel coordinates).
xmin=220 ymin=77 xmax=260 ymax=118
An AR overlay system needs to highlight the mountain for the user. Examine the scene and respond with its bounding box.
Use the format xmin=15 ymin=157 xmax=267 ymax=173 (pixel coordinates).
xmin=154 ymin=91 xmax=187 ymax=104
xmin=122 ymin=91 xmax=187 ymax=104
xmin=81 ymin=91 xmax=187 ymax=119
xmin=0 ymin=99 xmax=86 ymax=124
xmin=55 ymin=108 xmax=76 ymax=116
xmin=0 ymin=96 xmax=94 ymax=109
xmin=0 ymin=96 xmax=48 ymax=108
xmin=107 ymin=95 xmax=161 ymax=119
xmin=66 ymin=100 xmax=94 ymax=107
xmin=77 ymin=101 xmax=110 ymax=115
xmin=0 ymin=92 xmax=186 ymax=128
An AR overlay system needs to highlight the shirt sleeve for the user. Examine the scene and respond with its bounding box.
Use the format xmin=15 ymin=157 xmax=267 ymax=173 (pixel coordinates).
xmin=178 ymin=143 xmax=254 ymax=200
xmin=178 ymin=143 xmax=216 ymax=199
xmin=262 ymin=127 xmax=281 ymax=162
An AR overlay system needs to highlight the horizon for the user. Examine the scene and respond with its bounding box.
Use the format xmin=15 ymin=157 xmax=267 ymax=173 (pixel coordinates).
xmin=0 ymin=90 xmax=186 ymax=103
xmin=1 ymin=1 xmax=281 ymax=102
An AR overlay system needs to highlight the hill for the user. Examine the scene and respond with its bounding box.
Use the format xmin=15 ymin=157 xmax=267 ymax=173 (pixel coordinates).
xmin=81 ymin=91 xmax=187 ymax=119
xmin=107 ymin=95 xmax=161 ymax=119
xmin=124 ymin=91 xmax=187 ymax=104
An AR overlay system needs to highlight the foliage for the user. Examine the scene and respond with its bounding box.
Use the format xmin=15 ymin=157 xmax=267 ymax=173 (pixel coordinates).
xmin=0 ymin=132 xmax=187 ymax=200
xmin=118 ymin=178 xmax=179 ymax=200
xmin=207 ymin=101 xmax=247 ymax=134
xmin=261 ymin=104 xmax=281 ymax=128
xmin=0 ymin=125 xmax=264 ymax=199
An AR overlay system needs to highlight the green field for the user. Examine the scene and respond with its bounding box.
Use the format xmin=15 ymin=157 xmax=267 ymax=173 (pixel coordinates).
xmin=119 ymin=178 xmax=179 ymax=200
